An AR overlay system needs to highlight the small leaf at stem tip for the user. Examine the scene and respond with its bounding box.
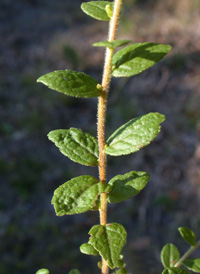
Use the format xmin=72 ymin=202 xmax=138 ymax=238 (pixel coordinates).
xmin=105 ymin=4 xmax=113 ymax=18
xmin=80 ymin=243 xmax=99 ymax=256
xmin=36 ymin=269 xmax=49 ymax=274
xmin=162 ymin=267 xmax=190 ymax=274
xmin=48 ymin=128 xmax=99 ymax=166
xmin=88 ymin=223 xmax=127 ymax=269
xmin=112 ymin=42 xmax=172 ymax=77
xmin=183 ymin=258 xmax=200 ymax=273
xmin=68 ymin=270 xmax=81 ymax=274
xmin=108 ymin=170 xmax=150 ymax=203
xmin=161 ymin=243 xmax=180 ymax=268
xmin=178 ymin=227 xmax=196 ymax=246
xmin=51 ymin=175 xmax=104 ymax=215
xmin=81 ymin=1 xmax=114 ymax=21
xmin=93 ymin=39 xmax=132 ymax=49
xmin=37 ymin=69 xmax=101 ymax=98
xmin=105 ymin=112 xmax=166 ymax=156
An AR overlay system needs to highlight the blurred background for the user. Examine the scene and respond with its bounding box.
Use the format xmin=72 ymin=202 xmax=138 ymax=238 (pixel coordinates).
xmin=1 ymin=0 xmax=200 ymax=273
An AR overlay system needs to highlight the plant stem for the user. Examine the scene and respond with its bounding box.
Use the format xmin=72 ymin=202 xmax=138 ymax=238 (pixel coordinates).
xmin=97 ymin=0 xmax=123 ymax=273
xmin=174 ymin=240 xmax=200 ymax=268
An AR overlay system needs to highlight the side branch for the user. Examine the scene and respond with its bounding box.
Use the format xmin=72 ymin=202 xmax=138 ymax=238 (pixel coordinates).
xmin=174 ymin=241 xmax=200 ymax=268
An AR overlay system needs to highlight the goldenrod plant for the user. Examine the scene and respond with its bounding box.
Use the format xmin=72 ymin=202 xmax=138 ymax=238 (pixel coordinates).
xmin=36 ymin=1 xmax=200 ymax=274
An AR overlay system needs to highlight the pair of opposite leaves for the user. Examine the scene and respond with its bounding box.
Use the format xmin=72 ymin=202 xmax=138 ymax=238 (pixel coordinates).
xmin=37 ymin=0 xmax=171 ymax=88
xmin=37 ymin=42 xmax=171 ymax=96
xmin=47 ymin=112 xmax=165 ymax=167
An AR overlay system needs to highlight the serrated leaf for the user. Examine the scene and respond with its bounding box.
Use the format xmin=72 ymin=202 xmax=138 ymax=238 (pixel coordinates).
xmin=36 ymin=269 xmax=49 ymax=274
xmin=80 ymin=243 xmax=99 ymax=256
xmin=183 ymin=258 xmax=200 ymax=273
xmin=93 ymin=40 xmax=132 ymax=49
xmin=48 ymin=128 xmax=99 ymax=166
xmin=108 ymin=171 xmax=150 ymax=203
xmin=37 ymin=69 xmax=101 ymax=98
xmin=161 ymin=244 xmax=180 ymax=268
xmin=162 ymin=267 xmax=190 ymax=274
xmin=105 ymin=112 xmax=165 ymax=156
xmin=178 ymin=227 xmax=196 ymax=246
xmin=112 ymin=42 xmax=171 ymax=77
xmin=68 ymin=270 xmax=81 ymax=274
xmin=89 ymin=223 xmax=127 ymax=269
xmin=81 ymin=1 xmax=114 ymax=21
xmin=51 ymin=175 xmax=105 ymax=215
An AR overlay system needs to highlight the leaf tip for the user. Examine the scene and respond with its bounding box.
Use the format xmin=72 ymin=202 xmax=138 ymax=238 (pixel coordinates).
xmin=155 ymin=112 xmax=166 ymax=124
xmin=80 ymin=2 xmax=85 ymax=11
xmin=161 ymin=113 xmax=166 ymax=121
xmin=178 ymin=226 xmax=196 ymax=246
xmin=167 ymin=44 xmax=172 ymax=52
xmin=47 ymin=131 xmax=55 ymax=142
xmin=36 ymin=76 xmax=43 ymax=83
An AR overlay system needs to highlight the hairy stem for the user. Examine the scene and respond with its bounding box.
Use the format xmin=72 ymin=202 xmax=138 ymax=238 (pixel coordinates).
xmin=174 ymin=240 xmax=200 ymax=268
xmin=97 ymin=0 xmax=123 ymax=273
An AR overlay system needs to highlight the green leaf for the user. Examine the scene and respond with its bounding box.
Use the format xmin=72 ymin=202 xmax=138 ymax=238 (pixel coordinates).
xmin=178 ymin=227 xmax=196 ymax=246
xmin=51 ymin=175 xmax=105 ymax=215
xmin=183 ymin=258 xmax=200 ymax=273
xmin=105 ymin=112 xmax=165 ymax=156
xmin=80 ymin=243 xmax=99 ymax=256
xmin=37 ymin=70 xmax=101 ymax=98
xmin=89 ymin=223 xmax=127 ymax=269
xmin=108 ymin=171 xmax=150 ymax=203
xmin=81 ymin=1 xmax=114 ymax=21
xmin=68 ymin=270 xmax=81 ymax=274
xmin=48 ymin=128 xmax=99 ymax=166
xmin=162 ymin=268 xmax=190 ymax=274
xmin=93 ymin=40 xmax=132 ymax=49
xmin=36 ymin=270 xmax=49 ymax=274
xmin=112 ymin=42 xmax=171 ymax=77
xmin=161 ymin=244 xmax=180 ymax=268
